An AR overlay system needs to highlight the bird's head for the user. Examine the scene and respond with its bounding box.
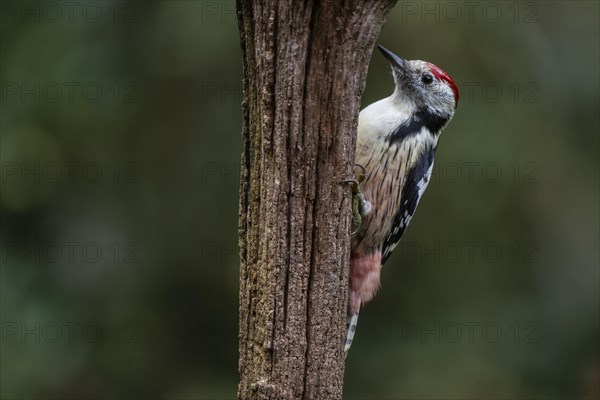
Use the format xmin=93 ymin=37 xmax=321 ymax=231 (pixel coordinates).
xmin=378 ymin=45 xmax=459 ymax=117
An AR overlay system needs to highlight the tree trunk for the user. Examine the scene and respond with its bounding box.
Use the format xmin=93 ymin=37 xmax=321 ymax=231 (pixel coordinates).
xmin=237 ymin=1 xmax=396 ymax=399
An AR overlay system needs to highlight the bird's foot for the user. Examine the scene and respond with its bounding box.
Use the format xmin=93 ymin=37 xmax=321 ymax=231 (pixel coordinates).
xmin=342 ymin=164 xmax=371 ymax=235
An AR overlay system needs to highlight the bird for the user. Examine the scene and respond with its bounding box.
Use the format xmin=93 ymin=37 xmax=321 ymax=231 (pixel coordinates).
xmin=344 ymin=45 xmax=459 ymax=355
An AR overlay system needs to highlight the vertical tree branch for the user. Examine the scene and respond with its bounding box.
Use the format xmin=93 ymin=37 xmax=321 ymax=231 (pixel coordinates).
xmin=237 ymin=1 xmax=397 ymax=398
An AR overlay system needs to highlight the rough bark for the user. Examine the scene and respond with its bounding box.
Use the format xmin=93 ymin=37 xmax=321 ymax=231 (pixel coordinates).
xmin=237 ymin=1 xmax=397 ymax=399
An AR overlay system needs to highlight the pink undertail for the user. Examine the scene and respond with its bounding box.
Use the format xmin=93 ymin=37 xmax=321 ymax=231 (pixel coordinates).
xmin=345 ymin=251 xmax=382 ymax=354
xmin=348 ymin=251 xmax=382 ymax=314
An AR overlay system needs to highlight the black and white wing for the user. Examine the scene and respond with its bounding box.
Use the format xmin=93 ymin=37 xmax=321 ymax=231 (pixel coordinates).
xmin=381 ymin=144 xmax=435 ymax=264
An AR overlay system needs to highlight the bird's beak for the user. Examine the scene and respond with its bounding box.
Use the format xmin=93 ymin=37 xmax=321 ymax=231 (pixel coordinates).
xmin=378 ymin=45 xmax=407 ymax=72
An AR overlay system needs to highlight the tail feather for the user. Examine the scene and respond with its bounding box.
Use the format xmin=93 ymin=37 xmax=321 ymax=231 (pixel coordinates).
xmin=344 ymin=311 xmax=360 ymax=356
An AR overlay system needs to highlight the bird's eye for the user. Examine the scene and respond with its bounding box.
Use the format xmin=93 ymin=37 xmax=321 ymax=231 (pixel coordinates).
xmin=422 ymin=73 xmax=434 ymax=85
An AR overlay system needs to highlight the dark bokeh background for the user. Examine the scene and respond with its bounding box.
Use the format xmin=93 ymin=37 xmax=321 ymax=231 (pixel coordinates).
xmin=1 ymin=1 xmax=598 ymax=399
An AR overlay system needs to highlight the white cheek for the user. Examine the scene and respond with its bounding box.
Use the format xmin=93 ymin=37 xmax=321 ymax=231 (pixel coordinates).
xmin=425 ymin=85 xmax=454 ymax=111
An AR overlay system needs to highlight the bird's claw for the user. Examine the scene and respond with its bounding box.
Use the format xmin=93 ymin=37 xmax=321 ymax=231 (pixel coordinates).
xmin=342 ymin=164 xmax=371 ymax=236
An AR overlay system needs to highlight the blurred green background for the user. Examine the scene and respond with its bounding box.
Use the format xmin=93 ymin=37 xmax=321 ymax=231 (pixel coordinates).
xmin=1 ymin=1 xmax=598 ymax=399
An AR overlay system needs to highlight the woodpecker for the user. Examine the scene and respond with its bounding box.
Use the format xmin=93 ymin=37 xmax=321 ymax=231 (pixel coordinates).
xmin=344 ymin=45 xmax=459 ymax=354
